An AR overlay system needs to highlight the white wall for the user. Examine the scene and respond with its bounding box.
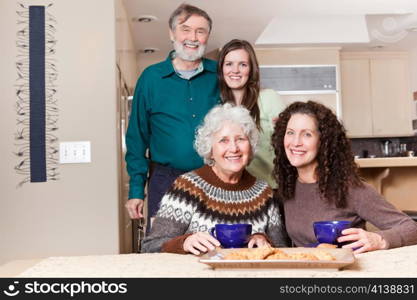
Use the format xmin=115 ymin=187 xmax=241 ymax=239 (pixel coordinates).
xmin=410 ymin=47 xmax=417 ymax=91
xmin=115 ymin=0 xmax=140 ymax=253
xmin=409 ymin=46 xmax=417 ymax=123
xmin=0 ymin=0 xmax=120 ymax=265
xmin=116 ymin=0 xmax=139 ymax=90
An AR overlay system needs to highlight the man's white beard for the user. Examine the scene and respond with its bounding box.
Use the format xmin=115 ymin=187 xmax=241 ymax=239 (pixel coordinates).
xmin=173 ymin=39 xmax=206 ymax=62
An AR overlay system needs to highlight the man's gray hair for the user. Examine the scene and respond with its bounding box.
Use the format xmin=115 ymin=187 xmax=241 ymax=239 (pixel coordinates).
xmin=169 ymin=3 xmax=212 ymax=32
xmin=194 ymin=103 xmax=259 ymax=165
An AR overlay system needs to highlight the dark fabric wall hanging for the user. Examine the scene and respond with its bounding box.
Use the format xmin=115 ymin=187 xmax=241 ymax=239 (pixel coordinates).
xmin=15 ymin=3 xmax=59 ymax=187
xmin=29 ymin=6 xmax=47 ymax=182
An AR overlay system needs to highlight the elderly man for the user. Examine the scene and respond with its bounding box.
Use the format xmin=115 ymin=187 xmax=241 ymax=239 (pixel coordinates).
xmin=125 ymin=4 xmax=219 ymax=232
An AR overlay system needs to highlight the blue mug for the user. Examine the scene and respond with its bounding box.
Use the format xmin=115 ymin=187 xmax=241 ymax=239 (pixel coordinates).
xmin=210 ymin=223 xmax=252 ymax=248
xmin=313 ymin=220 xmax=352 ymax=247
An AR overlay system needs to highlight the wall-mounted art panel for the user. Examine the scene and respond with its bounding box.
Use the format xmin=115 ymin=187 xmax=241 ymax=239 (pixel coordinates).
xmin=15 ymin=3 xmax=59 ymax=186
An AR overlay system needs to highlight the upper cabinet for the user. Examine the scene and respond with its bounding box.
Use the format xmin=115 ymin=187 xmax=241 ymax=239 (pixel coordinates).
xmin=340 ymin=52 xmax=413 ymax=137
xmin=260 ymin=66 xmax=337 ymax=92
xmin=256 ymin=47 xmax=342 ymax=117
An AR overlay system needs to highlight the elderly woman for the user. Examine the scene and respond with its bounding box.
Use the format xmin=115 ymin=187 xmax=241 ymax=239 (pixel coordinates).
xmin=272 ymin=101 xmax=417 ymax=254
xmin=141 ymin=103 xmax=288 ymax=254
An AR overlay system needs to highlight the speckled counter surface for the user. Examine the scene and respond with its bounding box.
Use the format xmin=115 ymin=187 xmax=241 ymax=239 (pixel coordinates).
xmin=6 ymin=245 xmax=417 ymax=278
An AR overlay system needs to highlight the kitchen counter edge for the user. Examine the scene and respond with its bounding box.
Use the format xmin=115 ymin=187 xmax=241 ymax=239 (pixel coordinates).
xmin=355 ymin=157 xmax=417 ymax=168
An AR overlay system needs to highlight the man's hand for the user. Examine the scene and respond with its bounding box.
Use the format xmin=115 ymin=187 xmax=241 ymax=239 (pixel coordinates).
xmin=125 ymin=198 xmax=144 ymax=219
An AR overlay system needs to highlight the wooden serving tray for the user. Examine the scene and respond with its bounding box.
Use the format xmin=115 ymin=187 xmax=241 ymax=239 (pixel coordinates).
xmin=199 ymin=247 xmax=354 ymax=270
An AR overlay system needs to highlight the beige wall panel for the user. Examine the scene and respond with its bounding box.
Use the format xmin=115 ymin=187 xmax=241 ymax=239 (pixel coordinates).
xmin=255 ymin=47 xmax=340 ymax=65
xmin=0 ymin=0 xmax=120 ymax=265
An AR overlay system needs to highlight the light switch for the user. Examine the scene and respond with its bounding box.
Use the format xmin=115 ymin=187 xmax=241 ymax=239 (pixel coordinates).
xmin=59 ymin=141 xmax=91 ymax=164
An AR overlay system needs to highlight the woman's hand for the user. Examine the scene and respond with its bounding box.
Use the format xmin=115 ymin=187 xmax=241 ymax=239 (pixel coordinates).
xmin=183 ymin=232 xmax=221 ymax=255
xmin=337 ymin=228 xmax=387 ymax=254
xmin=248 ymin=234 xmax=271 ymax=248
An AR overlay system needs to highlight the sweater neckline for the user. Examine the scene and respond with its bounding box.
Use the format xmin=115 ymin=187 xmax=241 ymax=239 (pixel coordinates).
xmin=297 ymin=179 xmax=317 ymax=186
xmin=195 ymin=165 xmax=256 ymax=191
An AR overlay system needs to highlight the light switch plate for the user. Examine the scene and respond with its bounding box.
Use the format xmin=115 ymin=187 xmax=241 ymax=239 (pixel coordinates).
xmin=59 ymin=141 xmax=91 ymax=164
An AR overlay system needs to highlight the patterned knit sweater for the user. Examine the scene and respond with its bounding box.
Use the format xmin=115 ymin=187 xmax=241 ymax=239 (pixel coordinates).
xmin=141 ymin=165 xmax=288 ymax=253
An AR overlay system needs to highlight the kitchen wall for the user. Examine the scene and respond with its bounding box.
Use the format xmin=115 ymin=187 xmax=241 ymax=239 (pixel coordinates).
xmin=116 ymin=0 xmax=140 ymax=91
xmin=350 ymin=136 xmax=417 ymax=158
xmin=115 ymin=0 xmax=140 ymax=254
xmin=255 ymin=47 xmax=340 ymax=65
xmin=410 ymin=45 xmax=417 ymax=130
xmin=410 ymin=46 xmax=417 ymax=93
xmin=0 ymin=0 xmax=125 ymax=265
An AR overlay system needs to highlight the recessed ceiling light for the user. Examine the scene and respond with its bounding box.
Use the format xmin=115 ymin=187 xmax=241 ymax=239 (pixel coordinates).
xmin=139 ymin=47 xmax=159 ymax=54
xmin=133 ymin=15 xmax=158 ymax=23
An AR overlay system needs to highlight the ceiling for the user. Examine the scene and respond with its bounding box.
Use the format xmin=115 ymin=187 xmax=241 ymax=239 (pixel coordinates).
xmin=122 ymin=0 xmax=417 ymax=63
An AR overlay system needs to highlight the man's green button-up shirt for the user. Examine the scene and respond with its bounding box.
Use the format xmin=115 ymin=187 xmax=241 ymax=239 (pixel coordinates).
xmin=125 ymin=53 xmax=220 ymax=199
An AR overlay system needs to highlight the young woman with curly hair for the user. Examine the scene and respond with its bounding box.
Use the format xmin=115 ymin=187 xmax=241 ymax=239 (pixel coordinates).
xmin=272 ymin=101 xmax=417 ymax=254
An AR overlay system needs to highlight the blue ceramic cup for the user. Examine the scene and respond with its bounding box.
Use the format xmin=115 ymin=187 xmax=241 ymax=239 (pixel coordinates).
xmin=210 ymin=223 xmax=252 ymax=248
xmin=313 ymin=220 xmax=352 ymax=247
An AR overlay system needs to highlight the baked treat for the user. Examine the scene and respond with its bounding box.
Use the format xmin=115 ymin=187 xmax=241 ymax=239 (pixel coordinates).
xmin=245 ymin=246 xmax=275 ymax=260
xmin=223 ymin=248 xmax=252 ymax=260
xmin=222 ymin=247 xmax=335 ymax=262
xmin=314 ymin=250 xmax=336 ymax=261
xmin=265 ymin=249 xmax=291 ymax=260
xmin=223 ymin=250 xmax=249 ymax=260
xmin=289 ymin=252 xmax=319 ymax=261
xmin=316 ymin=243 xmax=337 ymax=249
xmin=223 ymin=246 xmax=275 ymax=260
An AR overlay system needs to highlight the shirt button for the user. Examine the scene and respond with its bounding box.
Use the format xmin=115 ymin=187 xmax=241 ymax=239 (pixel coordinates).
xmin=189 ymin=97 xmax=193 ymax=101
xmin=192 ymin=114 xmax=196 ymax=118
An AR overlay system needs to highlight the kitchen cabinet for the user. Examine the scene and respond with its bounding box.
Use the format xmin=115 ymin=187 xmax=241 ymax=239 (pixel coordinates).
xmin=340 ymin=57 xmax=372 ymax=136
xmin=357 ymin=164 xmax=417 ymax=212
xmin=340 ymin=52 xmax=413 ymax=137
xmin=260 ymin=66 xmax=337 ymax=92
xmin=259 ymin=65 xmax=340 ymax=117
xmin=355 ymin=157 xmax=417 ymax=198
xmin=256 ymin=47 xmax=342 ymax=117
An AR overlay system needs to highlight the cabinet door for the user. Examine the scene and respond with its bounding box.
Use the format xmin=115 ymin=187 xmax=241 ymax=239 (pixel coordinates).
xmin=370 ymin=58 xmax=413 ymax=136
xmin=340 ymin=59 xmax=373 ymax=137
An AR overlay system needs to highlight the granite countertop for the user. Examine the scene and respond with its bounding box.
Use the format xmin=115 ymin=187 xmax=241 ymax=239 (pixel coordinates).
xmin=355 ymin=157 xmax=417 ymax=168
xmin=4 ymin=244 xmax=417 ymax=278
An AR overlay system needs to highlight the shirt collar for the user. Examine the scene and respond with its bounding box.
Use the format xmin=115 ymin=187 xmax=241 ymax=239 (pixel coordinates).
xmin=160 ymin=50 xmax=216 ymax=78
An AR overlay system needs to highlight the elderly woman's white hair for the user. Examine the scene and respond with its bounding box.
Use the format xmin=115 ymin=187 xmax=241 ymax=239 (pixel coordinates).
xmin=194 ymin=103 xmax=259 ymax=165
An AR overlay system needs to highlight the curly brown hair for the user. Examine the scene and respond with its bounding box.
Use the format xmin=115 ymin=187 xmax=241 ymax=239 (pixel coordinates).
xmin=217 ymin=39 xmax=261 ymax=129
xmin=271 ymin=101 xmax=363 ymax=208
